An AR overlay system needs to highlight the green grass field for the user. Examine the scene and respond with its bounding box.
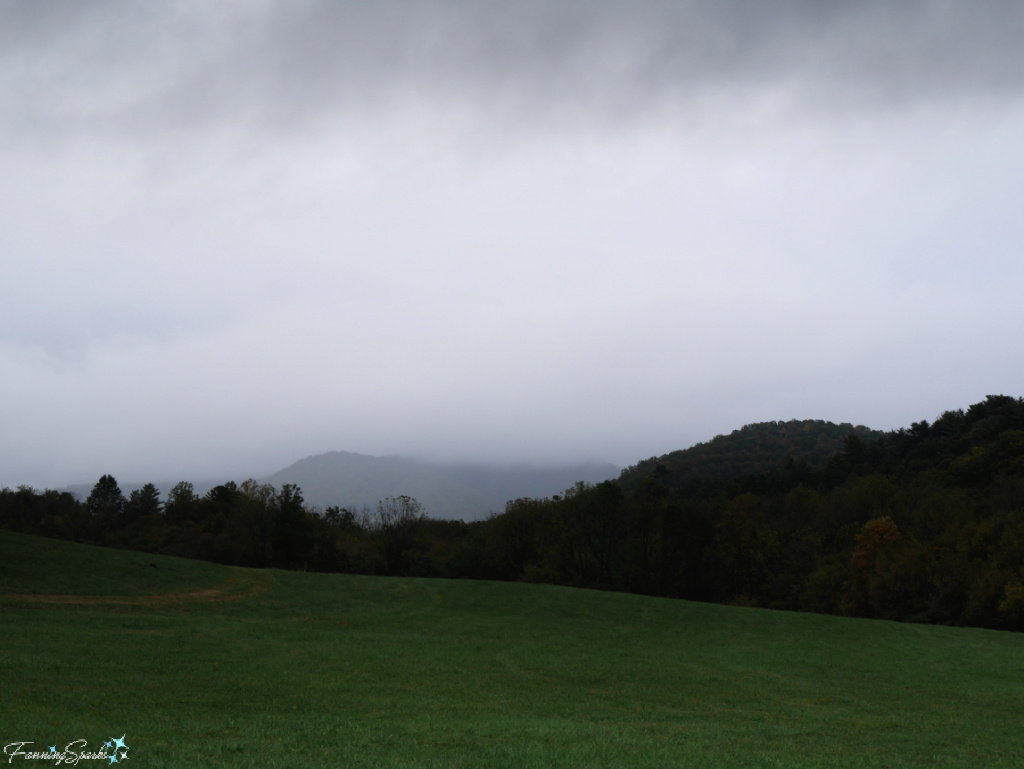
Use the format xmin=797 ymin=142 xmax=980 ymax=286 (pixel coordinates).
xmin=2 ymin=530 xmax=1022 ymax=768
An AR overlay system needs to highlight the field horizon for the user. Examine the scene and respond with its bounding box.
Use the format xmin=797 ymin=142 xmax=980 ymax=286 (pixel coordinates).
xmin=2 ymin=530 xmax=1022 ymax=768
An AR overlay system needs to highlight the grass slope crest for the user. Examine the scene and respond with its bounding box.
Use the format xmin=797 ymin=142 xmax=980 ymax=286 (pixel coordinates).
xmin=2 ymin=530 xmax=1023 ymax=768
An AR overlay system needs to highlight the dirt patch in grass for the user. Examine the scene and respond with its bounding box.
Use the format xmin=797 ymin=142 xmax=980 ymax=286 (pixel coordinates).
xmin=0 ymin=568 xmax=274 ymax=607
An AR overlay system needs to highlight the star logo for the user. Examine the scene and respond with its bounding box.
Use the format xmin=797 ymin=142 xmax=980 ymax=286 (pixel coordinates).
xmin=49 ymin=746 xmax=56 ymax=754
xmin=107 ymin=753 xmax=119 ymax=765
xmin=112 ymin=735 xmax=128 ymax=752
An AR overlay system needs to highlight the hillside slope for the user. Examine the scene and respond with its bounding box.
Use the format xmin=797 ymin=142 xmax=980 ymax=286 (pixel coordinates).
xmin=3 ymin=531 xmax=1022 ymax=768
xmin=619 ymin=418 xmax=882 ymax=490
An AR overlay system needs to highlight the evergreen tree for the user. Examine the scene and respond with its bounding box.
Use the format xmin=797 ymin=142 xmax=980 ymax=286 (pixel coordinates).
xmin=124 ymin=483 xmax=162 ymax=522
xmin=164 ymin=481 xmax=197 ymax=524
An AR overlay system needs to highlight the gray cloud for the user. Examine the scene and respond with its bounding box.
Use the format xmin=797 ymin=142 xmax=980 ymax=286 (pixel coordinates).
xmin=3 ymin=2 xmax=1024 ymax=489
xmin=5 ymin=0 xmax=1024 ymax=143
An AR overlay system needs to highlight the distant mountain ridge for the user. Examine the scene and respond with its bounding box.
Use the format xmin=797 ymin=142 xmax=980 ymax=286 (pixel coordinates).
xmin=67 ymin=420 xmax=881 ymax=517
xmin=61 ymin=454 xmax=621 ymax=521
xmin=263 ymin=452 xmax=621 ymax=520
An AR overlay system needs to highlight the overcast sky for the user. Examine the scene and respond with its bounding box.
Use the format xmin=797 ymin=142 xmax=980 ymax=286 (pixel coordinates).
xmin=3 ymin=1 xmax=1024 ymax=489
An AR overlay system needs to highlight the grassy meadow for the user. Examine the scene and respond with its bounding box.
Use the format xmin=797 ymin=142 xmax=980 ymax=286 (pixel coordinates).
xmin=1 ymin=530 xmax=1022 ymax=768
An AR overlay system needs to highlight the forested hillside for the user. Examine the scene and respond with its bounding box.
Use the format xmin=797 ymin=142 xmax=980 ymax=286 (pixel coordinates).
xmin=4 ymin=395 xmax=1024 ymax=632
xmin=619 ymin=419 xmax=883 ymax=491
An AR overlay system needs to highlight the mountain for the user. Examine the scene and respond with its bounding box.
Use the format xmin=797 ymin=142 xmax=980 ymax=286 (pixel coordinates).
xmin=22 ymin=396 xmax=1024 ymax=633
xmin=263 ymin=452 xmax=497 ymax=520
xmin=263 ymin=452 xmax=620 ymax=520
xmin=618 ymin=419 xmax=883 ymax=491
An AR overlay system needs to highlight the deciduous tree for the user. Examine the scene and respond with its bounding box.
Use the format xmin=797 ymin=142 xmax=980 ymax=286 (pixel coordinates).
xmin=86 ymin=475 xmax=124 ymax=519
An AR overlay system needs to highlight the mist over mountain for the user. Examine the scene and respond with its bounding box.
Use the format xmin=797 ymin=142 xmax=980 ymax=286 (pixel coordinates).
xmin=415 ymin=460 xmax=622 ymax=507
xmin=17 ymin=394 xmax=1024 ymax=633
xmin=264 ymin=452 xmax=620 ymax=520
xmin=60 ymin=453 xmax=620 ymax=521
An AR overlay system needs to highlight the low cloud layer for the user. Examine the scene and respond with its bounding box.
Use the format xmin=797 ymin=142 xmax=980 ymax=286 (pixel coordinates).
xmin=3 ymin=1 xmax=1024 ymax=488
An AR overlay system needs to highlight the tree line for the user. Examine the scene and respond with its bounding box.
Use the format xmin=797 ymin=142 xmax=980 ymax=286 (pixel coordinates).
xmin=3 ymin=395 xmax=1024 ymax=632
